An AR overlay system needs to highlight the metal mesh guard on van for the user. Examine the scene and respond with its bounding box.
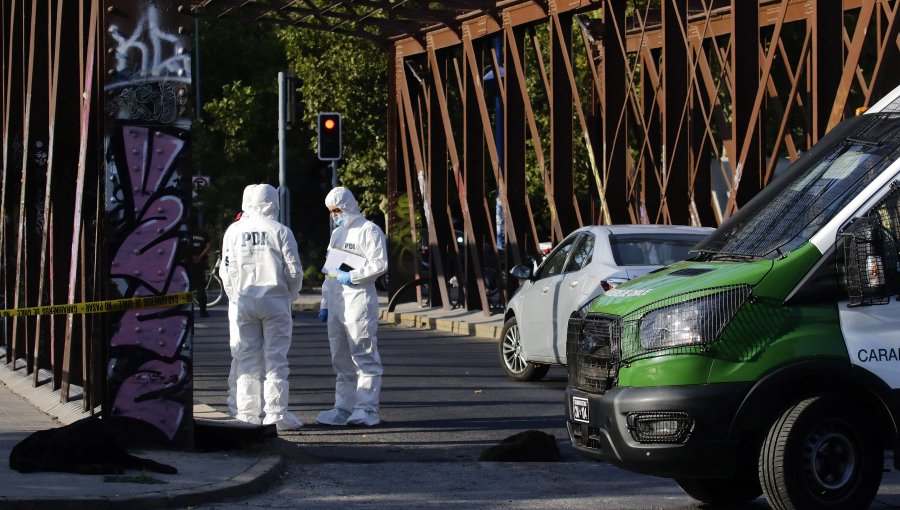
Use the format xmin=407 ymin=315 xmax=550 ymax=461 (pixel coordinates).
xmin=841 ymin=184 xmax=900 ymax=306
xmin=568 ymin=285 xmax=752 ymax=394
xmin=568 ymin=314 xmax=620 ymax=393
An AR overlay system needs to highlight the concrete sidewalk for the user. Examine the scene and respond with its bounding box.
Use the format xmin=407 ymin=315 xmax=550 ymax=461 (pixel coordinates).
xmin=0 ymin=292 xmax=501 ymax=509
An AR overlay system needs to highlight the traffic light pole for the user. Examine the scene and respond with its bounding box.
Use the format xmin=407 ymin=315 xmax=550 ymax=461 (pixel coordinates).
xmin=329 ymin=160 xmax=339 ymax=230
xmin=277 ymin=72 xmax=290 ymax=228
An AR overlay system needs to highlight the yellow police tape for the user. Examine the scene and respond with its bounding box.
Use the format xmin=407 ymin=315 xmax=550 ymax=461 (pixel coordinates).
xmin=0 ymin=292 xmax=194 ymax=318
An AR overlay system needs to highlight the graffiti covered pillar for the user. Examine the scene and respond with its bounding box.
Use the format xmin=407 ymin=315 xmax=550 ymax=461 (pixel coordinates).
xmin=102 ymin=0 xmax=193 ymax=447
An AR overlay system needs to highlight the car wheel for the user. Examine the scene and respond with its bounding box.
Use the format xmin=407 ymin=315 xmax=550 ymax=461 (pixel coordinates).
xmin=759 ymin=395 xmax=882 ymax=510
xmin=499 ymin=317 xmax=550 ymax=381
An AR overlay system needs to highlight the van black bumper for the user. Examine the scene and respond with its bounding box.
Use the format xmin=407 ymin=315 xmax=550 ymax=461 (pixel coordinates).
xmin=565 ymin=382 xmax=753 ymax=478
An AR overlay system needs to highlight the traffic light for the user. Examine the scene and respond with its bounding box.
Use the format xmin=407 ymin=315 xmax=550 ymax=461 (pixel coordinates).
xmin=318 ymin=112 xmax=342 ymax=160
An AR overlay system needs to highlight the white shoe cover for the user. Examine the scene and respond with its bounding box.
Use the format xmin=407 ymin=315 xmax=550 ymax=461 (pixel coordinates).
xmin=264 ymin=411 xmax=304 ymax=431
xmin=347 ymin=408 xmax=380 ymax=427
xmin=316 ymin=408 xmax=351 ymax=426
xmin=235 ymin=413 xmax=262 ymax=426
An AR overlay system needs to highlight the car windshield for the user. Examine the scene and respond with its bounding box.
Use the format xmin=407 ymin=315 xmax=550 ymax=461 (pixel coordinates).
xmin=696 ymin=113 xmax=900 ymax=260
xmin=609 ymin=234 xmax=708 ymax=266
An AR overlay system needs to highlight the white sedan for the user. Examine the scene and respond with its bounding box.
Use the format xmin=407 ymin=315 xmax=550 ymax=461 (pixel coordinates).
xmin=499 ymin=224 xmax=714 ymax=381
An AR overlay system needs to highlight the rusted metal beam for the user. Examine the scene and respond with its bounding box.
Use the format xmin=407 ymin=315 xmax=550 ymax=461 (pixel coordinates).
xmin=729 ymin=0 xmax=763 ymax=214
xmin=602 ymin=0 xmax=626 ymax=224
xmin=426 ymin=37 xmax=487 ymax=313
xmin=460 ymin=27 xmax=492 ymax=314
xmin=503 ymin=17 xmax=562 ymax=241
xmin=395 ymin=1 xmax=594 ymax=56
xmin=865 ymin=0 xmax=900 ymax=108
xmin=1 ymin=0 xmax=21 ymax=365
xmin=34 ymin=0 xmax=60 ymax=384
xmin=503 ymin=25 xmax=528 ymax=293
xmin=827 ymin=0 xmax=876 ymax=130
xmin=396 ymin=78 xmax=424 ymax=306
xmin=813 ymin=0 xmax=841 ymax=141
xmin=386 ymin=44 xmax=401 ymax=299
xmin=398 ymin=57 xmax=451 ymax=308
xmin=663 ymin=0 xmax=689 ymax=225
xmin=62 ymin=0 xmax=97 ymax=403
xmin=425 ymin=54 xmax=455 ymax=309
xmin=549 ymin=9 xmax=576 ymax=236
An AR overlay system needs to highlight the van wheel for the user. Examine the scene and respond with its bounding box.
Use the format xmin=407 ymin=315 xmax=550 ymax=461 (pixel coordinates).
xmin=499 ymin=317 xmax=549 ymax=381
xmin=675 ymin=473 xmax=762 ymax=505
xmin=759 ymin=395 xmax=882 ymax=510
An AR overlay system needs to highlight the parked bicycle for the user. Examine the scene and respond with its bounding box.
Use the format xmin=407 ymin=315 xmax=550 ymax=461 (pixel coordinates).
xmin=194 ymin=251 xmax=225 ymax=308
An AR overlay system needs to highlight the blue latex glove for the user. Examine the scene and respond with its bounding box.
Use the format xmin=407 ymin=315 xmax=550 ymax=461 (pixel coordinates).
xmin=335 ymin=269 xmax=353 ymax=286
xmin=317 ymin=308 xmax=328 ymax=322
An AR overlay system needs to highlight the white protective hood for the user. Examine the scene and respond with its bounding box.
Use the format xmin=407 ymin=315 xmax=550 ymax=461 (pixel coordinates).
xmin=242 ymin=184 xmax=279 ymax=220
xmin=325 ymin=186 xmax=363 ymax=224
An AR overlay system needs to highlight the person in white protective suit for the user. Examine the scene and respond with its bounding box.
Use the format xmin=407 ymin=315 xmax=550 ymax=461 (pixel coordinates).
xmin=226 ymin=186 xmax=253 ymax=418
xmin=316 ymin=187 xmax=388 ymax=427
xmin=220 ymin=184 xmax=304 ymax=431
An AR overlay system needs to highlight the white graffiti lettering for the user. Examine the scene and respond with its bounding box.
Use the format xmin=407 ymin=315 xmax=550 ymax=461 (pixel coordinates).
xmin=108 ymin=4 xmax=190 ymax=83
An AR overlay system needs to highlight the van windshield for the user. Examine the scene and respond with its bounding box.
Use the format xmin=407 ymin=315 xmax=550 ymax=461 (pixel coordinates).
xmin=696 ymin=114 xmax=900 ymax=260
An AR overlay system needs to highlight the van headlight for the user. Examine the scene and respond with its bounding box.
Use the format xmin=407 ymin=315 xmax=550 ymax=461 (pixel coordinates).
xmin=638 ymin=288 xmax=750 ymax=350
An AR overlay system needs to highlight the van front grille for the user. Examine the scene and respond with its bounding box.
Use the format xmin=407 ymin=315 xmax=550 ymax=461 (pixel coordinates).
xmin=567 ymin=314 xmax=620 ymax=394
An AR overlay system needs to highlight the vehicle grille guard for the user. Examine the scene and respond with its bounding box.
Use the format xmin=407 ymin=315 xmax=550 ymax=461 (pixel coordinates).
xmin=568 ymin=284 xmax=753 ymax=394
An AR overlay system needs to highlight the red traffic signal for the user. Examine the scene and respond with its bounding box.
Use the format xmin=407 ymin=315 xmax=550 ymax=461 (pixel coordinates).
xmin=318 ymin=112 xmax=342 ymax=161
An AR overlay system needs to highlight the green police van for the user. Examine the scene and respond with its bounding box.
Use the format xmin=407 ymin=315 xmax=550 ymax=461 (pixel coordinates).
xmin=565 ymin=84 xmax=900 ymax=510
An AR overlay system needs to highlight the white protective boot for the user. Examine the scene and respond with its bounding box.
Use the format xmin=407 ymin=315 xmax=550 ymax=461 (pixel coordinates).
xmin=234 ymin=413 xmax=262 ymax=426
xmin=316 ymin=408 xmax=351 ymax=426
xmin=347 ymin=408 xmax=380 ymax=427
xmin=264 ymin=411 xmax=304 ymax=431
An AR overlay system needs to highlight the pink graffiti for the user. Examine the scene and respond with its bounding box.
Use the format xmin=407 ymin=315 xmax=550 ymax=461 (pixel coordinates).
xmin=109 ymin=123 xmax=191 ymax=443
xmin=111 ymin=308 xmax=188 ymax=358
xmin=121 ymin=126 xmax=185 ymax=213
xmin=112 ymin=195 xmax=183 ymax=286
xmin=112 ymin=359 xmax=188 ymax=440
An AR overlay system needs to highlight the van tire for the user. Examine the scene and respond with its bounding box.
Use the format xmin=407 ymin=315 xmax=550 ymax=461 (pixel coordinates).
xmin=499 ymin=317 xmax=550 ymax=381
xmin=759 ymin=395 xmax=882 ymax=510
xmin=675 ymin=474 xmax=762 ymax=505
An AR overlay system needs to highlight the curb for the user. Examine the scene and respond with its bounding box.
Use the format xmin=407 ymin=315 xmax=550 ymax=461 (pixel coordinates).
xmin=0 ymin=455 xmax=285 ymax=510
xmin=294 ymin=292 xmax=504 ymax=340
xmin=378 ymin=310 xmax=501 ymax=340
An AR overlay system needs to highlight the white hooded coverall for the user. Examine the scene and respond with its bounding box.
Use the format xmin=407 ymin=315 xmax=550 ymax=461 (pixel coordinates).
xmin=220 ymin=184 xmax=304 ymax=429
xmin=318 ymin=187 xmax=387 ymax=426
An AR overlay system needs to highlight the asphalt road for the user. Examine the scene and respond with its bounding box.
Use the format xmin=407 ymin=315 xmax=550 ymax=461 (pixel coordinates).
xmin=189 ymin=307 xmax=900 ymax=509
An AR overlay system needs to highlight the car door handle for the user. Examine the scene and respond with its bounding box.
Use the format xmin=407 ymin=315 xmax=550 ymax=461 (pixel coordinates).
xmin=541 ymin=286 xmax=550 ymax=294
xmin=569 ymin=281 xmax=579 ymax=288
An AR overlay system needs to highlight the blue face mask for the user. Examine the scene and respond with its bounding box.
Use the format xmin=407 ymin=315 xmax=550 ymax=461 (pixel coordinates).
xmin=334 ymin=213 xmax=345 ymax=227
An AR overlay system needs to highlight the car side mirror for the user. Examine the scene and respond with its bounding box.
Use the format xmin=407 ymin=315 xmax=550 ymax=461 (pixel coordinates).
xmin=510 ymin=264 xmax=533 ymax=280
xmin=841 ymin=218 xmax=899 ymax=306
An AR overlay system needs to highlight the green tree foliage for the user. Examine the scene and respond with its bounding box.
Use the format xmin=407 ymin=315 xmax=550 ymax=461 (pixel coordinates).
xmin=193 ymin=20 xmax=289 ymax=242
xmin=277 ymin=27 xmax=388 ymax=217
xmin=193 ymin=20 xmax=333 ymax=279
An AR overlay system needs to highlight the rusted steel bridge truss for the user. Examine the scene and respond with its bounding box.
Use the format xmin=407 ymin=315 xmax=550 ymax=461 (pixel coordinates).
xmin=387 ymin=0 xmax=899 ymax=314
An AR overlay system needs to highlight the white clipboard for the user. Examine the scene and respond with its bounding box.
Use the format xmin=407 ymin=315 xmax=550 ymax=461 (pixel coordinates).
xmin=321 ymin=247 xmax=367 ymax=274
